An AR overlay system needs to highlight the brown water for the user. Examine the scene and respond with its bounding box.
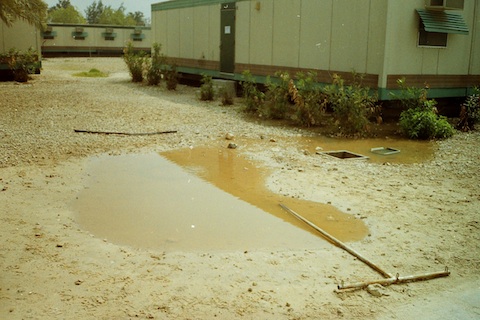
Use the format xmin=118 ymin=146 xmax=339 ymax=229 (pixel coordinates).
xmin=72 ymin=149 xmax=368 ymax=251
xmin=294 ymin=136 xmax=435 ymax=164
xmin=162 ymin=147 xmax=368 ymax=241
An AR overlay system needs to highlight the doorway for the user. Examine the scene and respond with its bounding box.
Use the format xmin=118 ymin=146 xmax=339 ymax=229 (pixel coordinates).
xmin=220 ymin=3 xmax=236 ymax=73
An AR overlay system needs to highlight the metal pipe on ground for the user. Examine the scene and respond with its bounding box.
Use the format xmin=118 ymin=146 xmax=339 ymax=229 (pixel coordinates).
xmin=279 ymin=203 xmax=393 ymax=279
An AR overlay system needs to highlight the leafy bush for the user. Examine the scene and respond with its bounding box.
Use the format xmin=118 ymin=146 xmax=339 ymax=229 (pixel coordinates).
xmin=260 ymin=71 xmax=293 ymax=119
xmin=323 ymin=73 xmax=379 ymax=135
xmin=289 ymin=71 xmax=326 ymax=127
xmin=1 ymin=47 xmax=39 ymax=82
xmin=199 ymin=74 xmax=215 ymax=101
xmin=164 ymin=63 xmax=178 ymax=91
xmin=146 ymin=43 xmax=166 ymax=86
xmin=240 ymin=70 xmax=265 ymax=112
xmin=457 ymin=87 xmax=480 ymax=131
xmin=73 ymin=68 xmax=108 ymax=77
xmin=123 ymin=41 xmax=146 ymax=83
xmin=219 ymin=86 xmax=234 ymax=106
xmin=395 ymin=78 xmax=454 ymax=139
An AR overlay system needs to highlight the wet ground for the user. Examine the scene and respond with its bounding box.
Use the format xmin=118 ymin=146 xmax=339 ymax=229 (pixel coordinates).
xmin=72 ymin=137 xmax=434 ymax=251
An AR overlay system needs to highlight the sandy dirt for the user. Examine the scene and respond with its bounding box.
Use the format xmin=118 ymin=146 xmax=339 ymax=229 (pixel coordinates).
xmin=1 ymin=58 xmax=479 ymax=319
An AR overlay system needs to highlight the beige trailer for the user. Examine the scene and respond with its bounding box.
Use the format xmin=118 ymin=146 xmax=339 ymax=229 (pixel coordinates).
xmin=152 ymin=0 xmax=480 ymax=99
xmin=0 ymin=20 xmax=42 ymax=77
xmin=41 ymin=24 xmax=152 ymax=57
xmin=0 ymin=20 xmax=41 ymax=54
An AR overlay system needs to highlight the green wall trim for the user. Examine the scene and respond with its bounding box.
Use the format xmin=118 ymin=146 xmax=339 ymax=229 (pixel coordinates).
xmin=71 ymin=32 xmax=88 ymax=38
xmin=49 ymin=23 xmax=150 ymax=30
xmin=173 ymin=66 xmax=472 ymax=100
xmin=152 ymin=0 xmax=248 ymax=11
xmin=379 ymin=87 xmax=469 ymax=100
xmin=101 ymin=32 xmax=117 ymax=38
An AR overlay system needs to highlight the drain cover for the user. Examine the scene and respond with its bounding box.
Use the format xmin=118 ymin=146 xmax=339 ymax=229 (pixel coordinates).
xmin=319 ymin=150 xmax=369 ymax=160
xmin=370 ymin=147 xmax=400 ymax=155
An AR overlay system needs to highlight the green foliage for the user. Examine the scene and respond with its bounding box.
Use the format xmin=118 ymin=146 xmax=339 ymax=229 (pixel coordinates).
xmin=85 ymin=0 xmax=104 ymax=24
xmin=123 ymin=42 xmax=146 ymax=83
xmin=48 ymin=5 xmax=85 ymax=24
xmin=457 ymin=87 xmax=480 ymax=132
xmin=0 ymin=0 xmax=47 ymax=28
xmin=240 ymin=70 xmax=378 ymax=135
xmin=85 ymin=0 xmax=142 ymax=25
xmin=1 ymin=47 xmax=39 ymax=82
xmin=48 ymin=0 xmax=72 ymax=11
xmin=323 ymin=73 xmax=379 ymax=135
xmin=73 ymin=68 xmax=107 ymax=78
xmin=146 ymin=43 xmax=166 ymax=86
xmin=127 ymin=11 xmax=145 ymax=26
xmin=260 ymin=71 xmax=292 ymax=119
xmin=199 ymin=74 xmax=215 ymax=101
xmin=219 ymin=86 xmax=234 ymax=106
xmin=98 ymin=5 xmax=136 ymax=26
xmin=290 ymin=71 xmax=326 ymax=127
xmin=240 ymin=70 xmax=265 ymax=112
xmin=164 ymin=64 xmax=179 ymax=91
xmin=395 ymin=78 xmax=454 ymax=139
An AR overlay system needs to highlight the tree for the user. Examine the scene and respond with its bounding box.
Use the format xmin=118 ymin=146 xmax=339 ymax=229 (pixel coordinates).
xmin=85 ymin=0 xmax=104 ymax=24
xmin=128 ymin=11 xmax=145 ymax=26
xmin=48 ymin=6 xmax=86 ymax=24
xmin=48 ymin=0 xmax=72 ymax=12
xmin=98 ymin=5 xmax=136 ymax=26
xmin=0 ymin=0 xmax=47 ymax=28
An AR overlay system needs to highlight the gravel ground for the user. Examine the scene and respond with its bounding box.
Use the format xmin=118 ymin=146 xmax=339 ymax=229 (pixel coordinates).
xmin=1 ymin=58 xmax=479 ymax=319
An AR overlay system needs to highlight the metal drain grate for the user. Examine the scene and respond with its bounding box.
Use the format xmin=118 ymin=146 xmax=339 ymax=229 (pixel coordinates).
xmin=370 ymin=147 xmax=400 ymax=155
xmin=319 ymin=150 xmax=369 ymax=160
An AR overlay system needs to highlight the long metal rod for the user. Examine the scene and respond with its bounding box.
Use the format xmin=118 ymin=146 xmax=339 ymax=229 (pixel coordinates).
xmin=279 ymin=203 xmax=393 ymax=279
xmin=337 ymin=268 xmax=450 ymax=290
xmin=74 ymin=129 xmax=177 ymax=136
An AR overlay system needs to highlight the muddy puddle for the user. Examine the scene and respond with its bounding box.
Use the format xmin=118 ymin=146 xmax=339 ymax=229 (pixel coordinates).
xmin=295 ymin=136 xmax=435 ymax=164
xmin=72 ymin=149 xmax=368 ymax=251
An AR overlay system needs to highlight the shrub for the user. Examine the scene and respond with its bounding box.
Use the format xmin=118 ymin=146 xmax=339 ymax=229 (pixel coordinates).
xmin=260 ymin=71 xmax=293 ymax=119
xmin=323 ymin=73 xmax=379 ymax=135
xmin=395 ymin=78 xmax=454 ymax=139
xmin=73 ymin=68 xmax=107 ymax=77
xmin=199 ymin=74 xmax=215 ymax=101
xmin=123 ymin=41 xmax=146 ymax=83
xmin=2 ymin=47 xmax=39 ymax=82
xmin=457 ymin=87 xmax=480 ymax=131
xmin=290 ymin=71 xmax=326 ymax=127
xmin=219 ymin=86 xmax=234 ymax=106
xmin=146 ymin=43 xmax=166 ymax=86
xmin=164 ymin=63 xmax=178 ymax=91
xmin=240 ymin=70 xmax=265 ymax=112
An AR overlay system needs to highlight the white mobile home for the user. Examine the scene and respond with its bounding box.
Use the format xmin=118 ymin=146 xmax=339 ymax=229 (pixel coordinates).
xmin=152 ymin=0 xmax=480 ymax=99
xmin=0 ymin=20 xmax=42 ymax=78
xmin=41 ymin=24 xmax=152 ymax=57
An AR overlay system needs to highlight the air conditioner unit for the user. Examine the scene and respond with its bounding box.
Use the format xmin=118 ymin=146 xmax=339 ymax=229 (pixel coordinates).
xmin=105 ymin=28 xmax=114 ymax=34
xmin=75 ymin=27 xmax=84 ymax=33
xmin=425 ymin=0 xmax=464 ymax=10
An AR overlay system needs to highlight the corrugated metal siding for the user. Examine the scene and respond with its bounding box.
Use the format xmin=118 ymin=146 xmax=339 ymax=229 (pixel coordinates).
xmin=416 ymin=9 xmax=469 ymax=35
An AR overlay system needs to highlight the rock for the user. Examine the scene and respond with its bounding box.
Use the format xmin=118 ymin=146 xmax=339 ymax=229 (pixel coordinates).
xmin=225 ymin=133 xmax=235 ymax=140
xmin=367 ymin=284 xmax=385 ymax=297
xmin=227 ymin=143 xmax=237 ymax=149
